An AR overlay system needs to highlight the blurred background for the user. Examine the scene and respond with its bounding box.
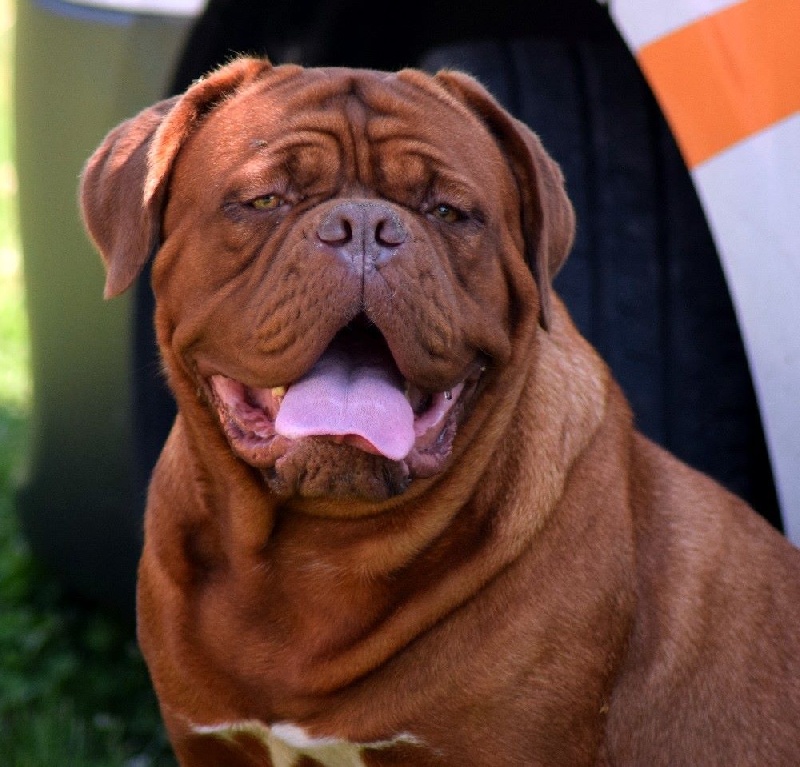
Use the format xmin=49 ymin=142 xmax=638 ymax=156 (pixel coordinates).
xmin=1 ymin=2 xmax=178 ymax=764
xmin=1 ymin=0 xmax=795 ymax=763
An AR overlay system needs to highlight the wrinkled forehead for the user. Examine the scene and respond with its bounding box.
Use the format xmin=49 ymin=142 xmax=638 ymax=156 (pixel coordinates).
xmin=180 ymin=66 xmax=511 ymax=192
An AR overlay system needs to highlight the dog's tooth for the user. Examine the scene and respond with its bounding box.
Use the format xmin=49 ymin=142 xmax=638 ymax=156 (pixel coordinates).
xmin=271 ymin=386 xmax=286 ymax=398
xmin=444 ymin=390 xmax=452 ymax=401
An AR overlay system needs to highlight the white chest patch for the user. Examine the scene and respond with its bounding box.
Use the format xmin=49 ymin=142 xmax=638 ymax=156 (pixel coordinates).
xmin=192 ymin=719 xmax=421 ymax=767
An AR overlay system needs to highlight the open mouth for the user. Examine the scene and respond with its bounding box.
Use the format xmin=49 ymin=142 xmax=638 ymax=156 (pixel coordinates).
xmin=207 ymin=318 xmax=484 ymax=480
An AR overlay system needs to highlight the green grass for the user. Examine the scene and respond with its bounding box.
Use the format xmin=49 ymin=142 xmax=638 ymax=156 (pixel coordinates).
xmin=0 ymin=2 xmax=174 ymax=764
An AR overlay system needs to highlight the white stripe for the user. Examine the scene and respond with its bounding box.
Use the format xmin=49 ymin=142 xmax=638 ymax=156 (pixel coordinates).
xmin=606 ymin=0 xmax=743 ymax=49
xmin=270 ymin=723 xmax=344 ymax=749
xmin=57 ymin=0 xmax=206 ymax=16
xmin=692 ymin=114 xmax=800 ymax=542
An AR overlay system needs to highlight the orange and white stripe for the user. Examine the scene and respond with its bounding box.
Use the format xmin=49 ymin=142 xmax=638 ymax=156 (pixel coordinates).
xmin=632 ymin=0 xmax=800 ymax=168
xmin=607 ymin=0 xmax=800 ymax=542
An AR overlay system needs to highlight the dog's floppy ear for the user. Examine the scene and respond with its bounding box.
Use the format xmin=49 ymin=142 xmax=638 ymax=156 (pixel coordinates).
xmin=80 ymin=57 xmax=273 ymax=299
xmin=434 ymin=70 xmax=575 ymax=330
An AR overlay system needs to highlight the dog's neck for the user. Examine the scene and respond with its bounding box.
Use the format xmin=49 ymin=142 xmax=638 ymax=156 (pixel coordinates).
xmin=146 ymin=301 xmax=612 ymax=713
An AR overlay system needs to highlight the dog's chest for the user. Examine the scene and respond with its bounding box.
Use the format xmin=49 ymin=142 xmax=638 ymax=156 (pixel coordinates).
xmin=192 ymin=720 xmax=421 ymax=766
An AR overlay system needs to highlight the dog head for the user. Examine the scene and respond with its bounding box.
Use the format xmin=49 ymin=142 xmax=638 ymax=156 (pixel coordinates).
xmin=81 ymin=58 xmax=574 ymax=502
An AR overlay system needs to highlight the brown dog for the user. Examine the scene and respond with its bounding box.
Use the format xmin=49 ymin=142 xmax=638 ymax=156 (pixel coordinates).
xmin=80 ymin=57 xmax=800 ymax=766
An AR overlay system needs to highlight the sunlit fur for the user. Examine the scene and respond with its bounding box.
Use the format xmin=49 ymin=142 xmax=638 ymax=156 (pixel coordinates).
xmin=81 ymin=58 xmax=800 ymax=766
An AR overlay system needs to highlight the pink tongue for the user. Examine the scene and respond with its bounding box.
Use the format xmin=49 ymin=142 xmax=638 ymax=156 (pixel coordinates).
xmin=274 ymin=340 xmax=415 ymax=460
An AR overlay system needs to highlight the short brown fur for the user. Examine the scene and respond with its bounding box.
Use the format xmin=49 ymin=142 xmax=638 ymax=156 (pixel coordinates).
xmin=80 ymin=58 xmax=800 ymax=766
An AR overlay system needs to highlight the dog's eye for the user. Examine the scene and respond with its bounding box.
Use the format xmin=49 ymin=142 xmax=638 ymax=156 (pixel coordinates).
xmin=249 ymin=194 xmax=285 ymax=210
xmin=430 ymin=203 xmax=464 ymax=224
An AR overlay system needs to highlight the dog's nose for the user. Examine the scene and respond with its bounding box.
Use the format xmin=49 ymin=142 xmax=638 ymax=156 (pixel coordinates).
xmin=317 ymin=200 xmax=407 ymax=267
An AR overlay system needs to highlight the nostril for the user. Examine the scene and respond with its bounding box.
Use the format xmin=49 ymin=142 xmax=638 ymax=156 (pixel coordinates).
xmin=318 ymin=215 xmax=353 ymax=246
xmin=375 ymin=217 xmax=407 ymax=248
